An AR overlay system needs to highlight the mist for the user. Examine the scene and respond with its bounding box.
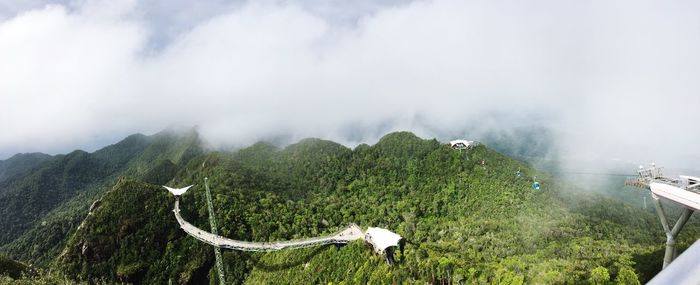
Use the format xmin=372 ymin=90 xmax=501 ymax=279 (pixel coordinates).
xmin=1 ymin=0 xmax=699 ymax=173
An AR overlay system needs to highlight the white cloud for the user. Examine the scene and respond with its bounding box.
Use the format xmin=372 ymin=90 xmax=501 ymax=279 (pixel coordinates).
xmin=0 ymin=0 xmax=699 ymax=170
xmin=0 ymin=3 xmax=145 ymax=152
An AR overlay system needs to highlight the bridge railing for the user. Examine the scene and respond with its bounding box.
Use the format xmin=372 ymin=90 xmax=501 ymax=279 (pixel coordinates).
xmin=173 ymin=199 xmax=362 ymax=252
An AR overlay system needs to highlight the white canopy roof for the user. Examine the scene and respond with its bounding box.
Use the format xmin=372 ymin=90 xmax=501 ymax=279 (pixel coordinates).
xmin=450 ymin=140 xmax=473 ymax=147
xmin=365 ymin=227 xmax=402 ymax=251
xmin=163 ymin=185 xmax=193 ymax=196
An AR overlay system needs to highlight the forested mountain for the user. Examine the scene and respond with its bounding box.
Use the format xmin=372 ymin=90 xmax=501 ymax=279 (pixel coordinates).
xmin=0 ymin=255 xmax=28 ymax=279
xmin=0 ymin=131 xmax=698 ymax=284
xmin=0 ymin=128 xmax=202 ymax=265
xmin=0 ymin=153 xmax=52 ymax=184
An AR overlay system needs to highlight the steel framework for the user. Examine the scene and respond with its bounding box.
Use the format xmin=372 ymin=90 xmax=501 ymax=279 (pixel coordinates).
xmin=626 ymin=164 xmax=698 ymax=269
xmin=204 ymin=177 xmax=226 ymax=285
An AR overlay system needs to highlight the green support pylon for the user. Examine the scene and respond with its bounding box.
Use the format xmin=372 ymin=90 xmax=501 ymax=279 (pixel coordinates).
xmin=204 ymin=177 xmax=226 ymax=285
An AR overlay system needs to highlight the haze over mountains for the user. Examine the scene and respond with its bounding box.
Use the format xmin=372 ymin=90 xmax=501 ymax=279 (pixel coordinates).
xmin=1 ymin=0 xmax=699 ymax=283
xmin=0 ymin=129 xmax=697 ymax=284
xmin=1 ymin=0 xmax=699 ymax=171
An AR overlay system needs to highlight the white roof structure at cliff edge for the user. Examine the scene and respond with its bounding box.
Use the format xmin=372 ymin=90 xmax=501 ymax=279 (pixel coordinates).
xmin=365 ymin=227 xmax=402 ymax=253
xmin=449 ymin=140 xmax=474 ymax=149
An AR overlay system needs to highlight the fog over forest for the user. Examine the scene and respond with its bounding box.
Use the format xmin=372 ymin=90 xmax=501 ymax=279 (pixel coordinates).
xmin=1 ymin=0 xmax=698 ymax=171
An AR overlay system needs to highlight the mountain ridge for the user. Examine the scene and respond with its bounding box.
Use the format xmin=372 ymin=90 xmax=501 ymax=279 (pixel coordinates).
xmin=0 ymin=129 xmax=203 ymax=264
xmin=0 ymin=152 xmax=52 ymax=184
xmin=0 ymin=129 xmax=697 ymax=284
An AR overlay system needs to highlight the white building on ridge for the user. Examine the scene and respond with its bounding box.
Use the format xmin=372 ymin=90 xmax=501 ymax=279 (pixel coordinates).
xmin=449 ymin=140 xmax=475 ymax=150
xmin=365 ymin=227 xmax=404 ymax=265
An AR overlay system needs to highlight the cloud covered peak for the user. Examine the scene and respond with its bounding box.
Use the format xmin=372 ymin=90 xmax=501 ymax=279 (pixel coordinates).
xmin=1 ymin=0 xmax=699 ymax=170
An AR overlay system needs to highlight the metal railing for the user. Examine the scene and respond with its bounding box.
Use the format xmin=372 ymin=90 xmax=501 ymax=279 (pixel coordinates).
xmin=173 ymin=199 xmax=363 ymax=252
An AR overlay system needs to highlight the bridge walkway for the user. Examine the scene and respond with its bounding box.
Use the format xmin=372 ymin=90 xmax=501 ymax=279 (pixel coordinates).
xmin=173 ymin=199 xmax=364 ymax=252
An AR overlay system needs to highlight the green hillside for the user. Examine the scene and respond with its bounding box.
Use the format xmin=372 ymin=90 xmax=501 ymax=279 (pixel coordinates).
xmin=1 ymin=130 xmax=698 ymax=284
xmin=0 ymin=255 xmax=28 ymax=279
xmin=0 ymin=128 xmax=202 ymax=265
xmin=0 ymin=153 xmax=52 ymax=185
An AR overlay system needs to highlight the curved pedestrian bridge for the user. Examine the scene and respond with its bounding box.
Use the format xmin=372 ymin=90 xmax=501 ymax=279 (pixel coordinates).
xmin=173 ymin=198 xmax=364 ymax=252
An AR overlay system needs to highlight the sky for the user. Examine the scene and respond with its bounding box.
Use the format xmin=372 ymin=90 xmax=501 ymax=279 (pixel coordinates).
xmin=1 ymin=0 xmax=699 ymax=171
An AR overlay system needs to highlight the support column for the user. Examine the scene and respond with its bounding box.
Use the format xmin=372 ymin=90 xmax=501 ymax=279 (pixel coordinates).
xmin=653 ymin=197 xmax=694 ymax=269
xmin=204 ymin=177 xmax=226 ymax=285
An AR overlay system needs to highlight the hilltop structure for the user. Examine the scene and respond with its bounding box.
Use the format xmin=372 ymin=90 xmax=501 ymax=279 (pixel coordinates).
xmin=364 ymin=227 xmax=404 ymax=265
xmin=449 ymin=140 xmax=476 ymax=150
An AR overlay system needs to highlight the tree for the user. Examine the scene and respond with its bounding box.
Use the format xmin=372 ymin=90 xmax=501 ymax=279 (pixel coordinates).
xmin=589 ymin=266 xmax=610 ymax=285
xmin=614 ymin=267 xmax=640 ymax=285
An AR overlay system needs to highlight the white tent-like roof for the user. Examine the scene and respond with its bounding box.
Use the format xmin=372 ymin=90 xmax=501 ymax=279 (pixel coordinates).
xmin=365 ymin=227 xmax=402 ymax=253
xmin=163 ymin=185 xmax=193 ymax=196
xmin=449 ymin=140 xmax=474 ymax=149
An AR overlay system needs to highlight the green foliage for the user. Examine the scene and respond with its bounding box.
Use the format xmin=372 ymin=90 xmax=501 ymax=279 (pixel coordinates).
xmin=58 ymin=179 xmax=187 ymax=284
xmin=0 ymin=129 xmax=202 ymax=265
xmin=615 ymin=266 xmax=640 ymax=285
xmin=589 ymin=266 xmax=610 ymax=284
xmin=0 ymin=153 xmax=51 ymax=184
xmin=0 ymin=268 xmax=103 ymax=285
xmin=1 ymin=130 xmax=697 ymax=284
xmin=0 ymin=255 xmax=28 ymax=279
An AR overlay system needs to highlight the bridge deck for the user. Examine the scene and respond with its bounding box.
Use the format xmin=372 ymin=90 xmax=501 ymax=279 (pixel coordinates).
xmin=173 ymin=199 xmax=364 ymax=251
